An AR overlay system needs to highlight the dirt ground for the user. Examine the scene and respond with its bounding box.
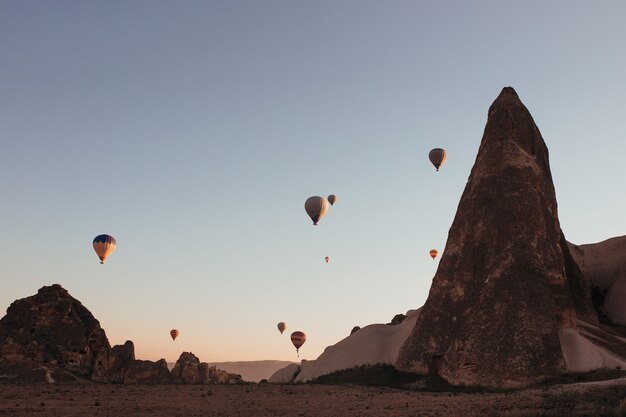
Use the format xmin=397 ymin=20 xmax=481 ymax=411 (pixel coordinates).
xmin=0 ymin=379 xmax=625 ymax=417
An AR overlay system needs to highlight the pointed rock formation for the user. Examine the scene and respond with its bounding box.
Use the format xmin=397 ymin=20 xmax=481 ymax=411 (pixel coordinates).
xmin=396 ymin=87 xmax=607 ymax=387
xmin=0 ymin=284 xmax=110 ymax=376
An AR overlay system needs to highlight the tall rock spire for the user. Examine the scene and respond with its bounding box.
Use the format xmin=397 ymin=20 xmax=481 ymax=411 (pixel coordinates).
xmin=396 ymin=87 xmax=597 ymax=386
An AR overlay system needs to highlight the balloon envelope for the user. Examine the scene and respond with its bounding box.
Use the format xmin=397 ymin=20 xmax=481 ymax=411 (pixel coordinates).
xmin=277 ymin=322 xmax=287 ymax=334
xmin=291 ymin=331 xmax=306 ymax=350
xmin=325 ymin=256 xmax=330 ymax=263
xmin=428 ymin=148 xmax=447 ymax=171
xmin=93 ymin=234 xmax=117 ymax=264
xmin=327 ymin=195 xmax=337 ymax=206
xmin=429 ymin=249 xmax=438 ymax=260
xmin=170 ymin=329 xmax=179 ymax=341
xmin=304 ymin=196 xmax=329 ymax=225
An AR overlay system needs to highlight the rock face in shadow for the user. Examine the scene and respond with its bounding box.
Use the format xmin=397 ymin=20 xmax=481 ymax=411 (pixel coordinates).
xmin=171 ymin=352 xmax=243 ymax=384
xmin=0 ymin=284 xmax=110 ymax=376
xmin=569 ymin=236 xmax=626 ymax=326
xmin=396 ymin=87 xmax=598 ymax=387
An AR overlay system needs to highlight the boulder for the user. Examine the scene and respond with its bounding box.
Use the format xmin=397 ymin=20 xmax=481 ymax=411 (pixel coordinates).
xmin=388 ymin=314 xmax=407 ymax=325
xmin=171 ymin=352 xmax=242 ymax=384
xmin=123 ymin=359 xmax=171 ymax=384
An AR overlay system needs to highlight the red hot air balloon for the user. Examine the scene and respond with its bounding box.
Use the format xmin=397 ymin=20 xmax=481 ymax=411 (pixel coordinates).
xmin=429 ymin=249 xmax=438 ymax=260
xmin=290 ymin=331 xmax=306 ymax=358
xmin=170 ymin=329 xmax=179 ymax=341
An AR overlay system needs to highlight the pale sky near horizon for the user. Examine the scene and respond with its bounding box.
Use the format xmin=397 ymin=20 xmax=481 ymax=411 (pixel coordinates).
xmin=2 ymin=1 xmax=626 ymax=363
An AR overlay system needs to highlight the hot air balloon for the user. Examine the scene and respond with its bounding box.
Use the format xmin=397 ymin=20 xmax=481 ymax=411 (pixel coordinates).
xmin=428 ymin=148 xmax=447 ymax=171
xmin=277 ymin=322 xmax=287 ymax=335
xmin=325 ymin=256 xmax=330 ymax=263
xmin=170 ymin=329 xmax=179 ymax=341
xmin=327 ymin=195 xmax=337 ymax=206
xmin=93 ymin=234 xmax=117 ymax=264
xmin=429 ymin=249 xmax=438 ymax=260
xmin=291 ymin=331 xmax=306 ymax=358
xmin=304 ymin=196 xmax=329 ymax=225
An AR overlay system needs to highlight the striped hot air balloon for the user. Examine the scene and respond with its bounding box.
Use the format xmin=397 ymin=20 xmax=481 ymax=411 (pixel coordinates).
xmin=170 ymin=329 xmax=179 ymax=341
xmin=304 ymin=196 xmax=329 ymax=225
xmin=93 ymin=234 xmax=117 ymax=264
xmin=429 ymin=249 xmax=438 ymax=260
xmin=277 ymin=322 xmax=287 ymax=334
xmin=428 ymin=148 xmax=447 ymax=171
xmin=291 ymin=331 xmax=306 ymax=358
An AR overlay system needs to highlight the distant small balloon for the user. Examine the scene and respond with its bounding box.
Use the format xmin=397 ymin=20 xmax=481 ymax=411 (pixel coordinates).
xmin=291 ymin=331 xmax=306 ymax=358
xmin=325 ymin=256 xmax=330 ymax=263
xmin=170 ymin=329 xmax=179 ymax=341
xmin=327 ymin=195 xmax=337 ymax=206
xmin=277 ymin=322 xmax=287 ymax=335
xmin=428 ymin=148 xmax=447 ymax=171
xmin=304 ymin=196 xmax=329 ymax=225
xmin=429 ymin=249 xmax=438 ymax=260
xmin=93 ymin=234 xmax=116 ymax=264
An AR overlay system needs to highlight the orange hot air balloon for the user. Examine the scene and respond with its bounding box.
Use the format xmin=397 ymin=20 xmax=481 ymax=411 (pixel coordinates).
xmin=291 ymin=331 xmax=306 ymax=358
xmin=327 ymin=195 xmax=337 ymax=206
xmin=170 ymin=329 xmax=179 ymax=341
xmin=429 ymin=249 xmax=438 ymax=260
xmin=93 ymin=234 xmax=116 ymax=264
xmin=325 ymin=256 xmax=330 ymax=263
xmin=428 ymin=148 xmax=447 ymax=171
xmin=277 ymin=322 xmax=287 ymax=335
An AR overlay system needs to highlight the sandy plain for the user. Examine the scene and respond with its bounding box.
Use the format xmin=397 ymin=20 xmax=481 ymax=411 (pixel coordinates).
xmin=1 ymin=378 xmax=625 ymax=417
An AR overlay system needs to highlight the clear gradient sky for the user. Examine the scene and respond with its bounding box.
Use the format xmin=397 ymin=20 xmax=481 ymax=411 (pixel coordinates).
xmin=2 ymin=1 xmax=626 ymax=363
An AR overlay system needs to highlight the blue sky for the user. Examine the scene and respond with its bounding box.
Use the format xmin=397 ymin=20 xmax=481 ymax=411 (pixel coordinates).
xmin=1 ymin=1 xmax=625 ymax=362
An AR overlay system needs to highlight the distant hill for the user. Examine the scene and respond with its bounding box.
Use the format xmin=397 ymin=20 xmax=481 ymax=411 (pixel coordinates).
xmin=167 ymin=360 xmax=294 ymax=382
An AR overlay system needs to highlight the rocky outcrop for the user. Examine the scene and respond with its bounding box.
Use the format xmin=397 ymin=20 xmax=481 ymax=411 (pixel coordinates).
xmin=92 ymin=341 xmax=136 ymax=382
xmin=92 ymin=340 xmax=171 ymax=384
xmin=0 ymin=285 xmax=243 ymax=385
xmin=568 ymin=236 xmax=626 ymax=326
xmin=0 ymin=284 xmax=109 ymax=376
xmin=396 ymin=87 xmax=607 ymax=387
xmin=171 ymin=352 xmax=242 ymax=384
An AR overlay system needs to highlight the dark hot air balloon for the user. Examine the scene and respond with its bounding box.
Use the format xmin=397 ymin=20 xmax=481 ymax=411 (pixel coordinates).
xmin=304 ymin=196 xmax=329 ymax=225
xmin=325 ymin=256 xmax=330 ymax=263
xmin=277 ymin=322 xmax=287 ymax=335
xmin=327 ymin=195 xmax=337 ymax=206
xmin=429 ymin=249 xmax=438 ymax=260
xmin=428 ymin=148 xmax=447 ymax=171
xmin=170 ymin=329 xmax=179 ymax=341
